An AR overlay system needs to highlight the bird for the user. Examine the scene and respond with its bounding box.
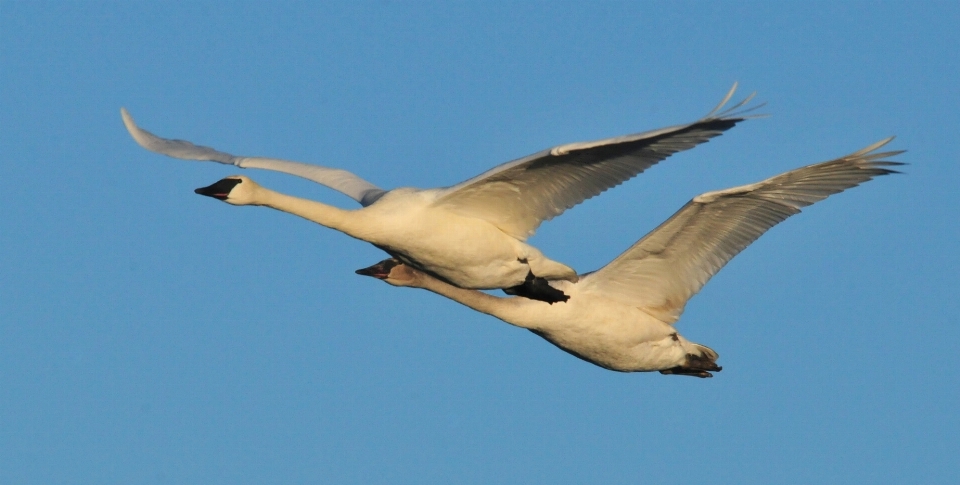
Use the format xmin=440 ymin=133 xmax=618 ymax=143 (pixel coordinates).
xmin=355 ymin=139 xmax=903 ymax=376
xmin=122 ymin=85 xmax=759 ymax=303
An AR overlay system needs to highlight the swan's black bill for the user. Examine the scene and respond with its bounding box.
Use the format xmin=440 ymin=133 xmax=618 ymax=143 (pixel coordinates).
xmin=195 ymin=178 xmax=242 ymax=200
xmin=355 ymin=259 xmax=401 ymax=280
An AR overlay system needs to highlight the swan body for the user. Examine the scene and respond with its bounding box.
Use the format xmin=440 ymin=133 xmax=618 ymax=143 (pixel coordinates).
xmin=211 ymin=177 xmax=572 ymax=288
xmin=357 ymin=139 xmax=903 ymax=375
xmin=123 ymin=85 xmax=760 ymax=300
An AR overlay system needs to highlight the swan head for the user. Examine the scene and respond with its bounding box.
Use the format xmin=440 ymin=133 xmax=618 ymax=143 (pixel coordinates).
xmin=355 ymin=259 xmax=420 ymax=287
xmin=194 ymin=176 xmax=259 ymax=205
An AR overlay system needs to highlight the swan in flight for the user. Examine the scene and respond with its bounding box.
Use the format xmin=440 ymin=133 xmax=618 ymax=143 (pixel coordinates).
xmin=122 ymin=85 xmax=759 ymax=302
xmin=356 ymin=139 xmax=903 ymax=376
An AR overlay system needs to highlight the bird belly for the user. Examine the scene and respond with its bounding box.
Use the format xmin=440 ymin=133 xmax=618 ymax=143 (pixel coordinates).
xmin=361 ymin=205 xmax=531 ymax=289
xmin=527 ymin=297 xmax=688 ymax=372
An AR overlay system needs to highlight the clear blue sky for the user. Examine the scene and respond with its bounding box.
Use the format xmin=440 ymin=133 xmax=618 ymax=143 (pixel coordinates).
xmin=2 ymin=2 xmax=958 ymax=484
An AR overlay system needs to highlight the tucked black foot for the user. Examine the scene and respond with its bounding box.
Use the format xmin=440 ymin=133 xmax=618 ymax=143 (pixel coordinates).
xmin=658 ymin=367 xmax=717 ymax=378
xmin=503 ymin=271 xmax=570 ymax=304
xmin=659 ymin=353 xmax=722 ymax=378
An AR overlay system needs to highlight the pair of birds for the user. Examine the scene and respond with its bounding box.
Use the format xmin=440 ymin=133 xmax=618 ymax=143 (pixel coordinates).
xmin=122 ymin=85 xmax=902 ymax=377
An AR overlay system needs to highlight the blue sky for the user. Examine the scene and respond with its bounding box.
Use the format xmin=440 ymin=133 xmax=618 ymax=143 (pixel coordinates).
xmin=1 ymin=2 xmax=958 ymax=484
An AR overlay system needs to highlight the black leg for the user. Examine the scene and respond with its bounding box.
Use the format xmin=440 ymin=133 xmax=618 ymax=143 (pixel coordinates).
xmin=503 ymin=271 xmax=570 ymax=304
xmin=658 ymin=354 xmax=722 ymax=378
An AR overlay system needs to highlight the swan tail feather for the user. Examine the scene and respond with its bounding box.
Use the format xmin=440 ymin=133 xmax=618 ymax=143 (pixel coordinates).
xmin=659 ymin=344 xmax=721 ymax=378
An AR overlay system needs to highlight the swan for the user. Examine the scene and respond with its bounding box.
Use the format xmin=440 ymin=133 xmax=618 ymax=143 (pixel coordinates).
xmin=122 ymin=85 xmax=759 ymax=302
xmin=356 ymin=139 xmax=903 ymax=376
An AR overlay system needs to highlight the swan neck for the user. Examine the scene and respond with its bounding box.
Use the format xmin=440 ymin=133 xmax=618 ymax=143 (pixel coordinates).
xmin=417 ymin=275 xmax=528 ymax=327
xmin=254 ymin=188 xmax=357 ymax=235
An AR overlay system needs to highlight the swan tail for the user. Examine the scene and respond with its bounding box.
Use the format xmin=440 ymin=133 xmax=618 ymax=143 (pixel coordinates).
xmin=659 ymin=343 xmax=721 ymax=378
xmin=525 ymin=255 xmax=578 ymax=282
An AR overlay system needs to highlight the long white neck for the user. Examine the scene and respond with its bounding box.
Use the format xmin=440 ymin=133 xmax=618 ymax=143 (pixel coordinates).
xmin=412 ymin=274 xmax=534 ymax=329
xmin=248 ymin=187 xmax=365 ymax=239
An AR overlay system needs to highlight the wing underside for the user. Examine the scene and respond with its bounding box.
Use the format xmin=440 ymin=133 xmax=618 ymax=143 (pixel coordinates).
xmin=431 ymin=84 xmax=762 ymax=239
xmin=120 ymin=108 xmax=386 ymax=206
xmin=577 ymin=138 xmax=903 ymax=324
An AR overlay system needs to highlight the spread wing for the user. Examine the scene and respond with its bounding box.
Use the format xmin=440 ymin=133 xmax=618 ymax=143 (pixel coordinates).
xmin=577 ymin=138 xmax=904 ymax=324
xmin=431 ymin=84 xmax=761 ymax=240
xmin=120 ymin=108 xmax=387 ymax=206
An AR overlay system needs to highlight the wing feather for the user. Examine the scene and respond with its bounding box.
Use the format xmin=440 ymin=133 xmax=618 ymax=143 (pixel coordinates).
xmin=577 ymin=139 xmax=904 ymax=324
xmin=120 ymin=108 xmax=387 ymax=206
xmin=431 ymin=84 xmax=761 ymax=240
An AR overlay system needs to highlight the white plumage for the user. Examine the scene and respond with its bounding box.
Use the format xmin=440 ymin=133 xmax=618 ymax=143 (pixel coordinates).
xmin=122 ymin=85 xmax=758 ymax=300
xmin=357 ymin=140 xmax=903 ymax=375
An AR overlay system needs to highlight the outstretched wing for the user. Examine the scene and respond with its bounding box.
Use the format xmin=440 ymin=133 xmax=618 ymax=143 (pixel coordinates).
xmin=120 ymin=108 xmax=387 ymax=206
xmin=431 ymin=84 xmax=761 ymax=240
xmin=577 ymin=138 xmax=903 ymax=324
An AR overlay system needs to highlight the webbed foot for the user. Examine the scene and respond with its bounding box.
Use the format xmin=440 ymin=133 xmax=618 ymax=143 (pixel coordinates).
xmin=503 ymin=271 xmax=570 ymax=304
xmin=659 ymin=353 xmax=722 ymax=378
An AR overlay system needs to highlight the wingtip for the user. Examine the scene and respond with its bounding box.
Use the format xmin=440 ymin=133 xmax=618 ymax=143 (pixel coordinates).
xmin=877 ymin=135 xmax=896 ymax=146
xmin=851 ymin=136 xmax=897 ymax=158
xmin=703 ymin=82 xmax=767 ymax=120
xmin=876 ymin=135 xmax=896 ymax=146
xmin=120 ymin=107 xmax=138 ymax=134
xmin=704 ymin=82 xmax=739 ymax=118
xmin=119 ymin=107 xmax=158 ymax=151
xmin=725 ymin=81 xmax=739 ymax=103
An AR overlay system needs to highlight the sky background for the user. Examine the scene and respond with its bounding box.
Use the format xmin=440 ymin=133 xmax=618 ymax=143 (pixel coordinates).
xmin=2 ymin=2 xmax=958 ymax=484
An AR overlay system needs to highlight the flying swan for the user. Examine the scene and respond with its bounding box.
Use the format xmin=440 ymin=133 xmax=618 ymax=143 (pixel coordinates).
xmin=122 ymin=85 xmax=759 ymax=302
xmin=356 ymin=139 xmax=903 ymax=376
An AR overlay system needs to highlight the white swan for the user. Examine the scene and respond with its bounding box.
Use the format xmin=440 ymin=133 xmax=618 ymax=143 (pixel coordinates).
xmin=122 ymin=85 xmax=759 ymax=302
xmin=356 ymin=139 xmax=903 ymax=376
